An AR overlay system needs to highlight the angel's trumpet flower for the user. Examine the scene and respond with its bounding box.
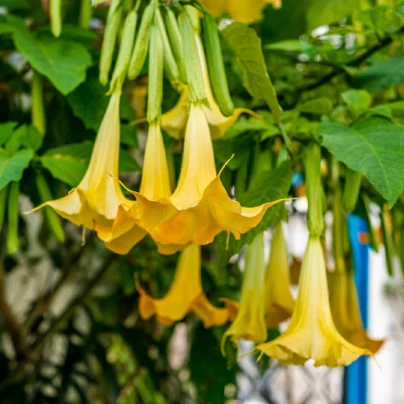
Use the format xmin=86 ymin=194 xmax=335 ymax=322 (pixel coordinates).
xmin=161 ymin=34 xmax=253 ymax=140
xmin=137 ymin=244 xmax=228 ymax=327
xmin=132 ymin=102 xmax=284 ymax=248
xmin=201 ymin=0 xmax=281 ymax=24
xmin=222 ymin=233 xmax=268 ymax=348
xmin=256 ymin=237 xmax=372 ymax=367
xmin=329 ymin=270 xmax=384 ymax=354
xmin=30 ymin=91 xmax=128 ymax=229
xmin=222 ymin=224 xmax=294 ymax=333
xmin=96 ymin=122 xmax=182 ymax=255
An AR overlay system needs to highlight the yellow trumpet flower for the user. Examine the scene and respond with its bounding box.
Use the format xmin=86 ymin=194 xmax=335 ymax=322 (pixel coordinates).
xmin=256 ymin=237 xmax=372 ymax=367
xmin=31 ymin=91 xmax=129 ymax=229
xmin=201 ymin=0 xmax=281 ymax=24
xmin=161 ymin=34 xmax=253 ymax=140
xmin=264 ymin=224 xmax=295 ymax=328
xmin=329 ymin=270 xmax=384 ymax=354
xmin=222 ymin=233 xmax=268 ymax=348
xmin=137 ymin=244 xmax=228 ymax=327
xmin=131 ymin=102 xmax=284 ymax=248
xmin=96 ymin=121 xmax=183 ymax=256
xmin=222 ymin=224 xmax=294 ymax=333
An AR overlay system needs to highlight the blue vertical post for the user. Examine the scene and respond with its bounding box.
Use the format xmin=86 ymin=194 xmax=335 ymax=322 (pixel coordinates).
xmin=345 ymin=214 xmax=369 ymax=404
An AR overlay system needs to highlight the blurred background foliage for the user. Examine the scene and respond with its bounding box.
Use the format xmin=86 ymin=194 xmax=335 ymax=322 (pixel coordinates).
xmin=0 ymin=0 xmax=404 ymax=402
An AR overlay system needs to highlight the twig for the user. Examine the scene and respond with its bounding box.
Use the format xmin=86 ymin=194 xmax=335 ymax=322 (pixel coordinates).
xmin=299 ymin=27 xmax=404 ymax=91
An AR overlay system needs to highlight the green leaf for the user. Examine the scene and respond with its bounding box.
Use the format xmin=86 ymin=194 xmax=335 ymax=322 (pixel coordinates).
xmin=7 ymin=16 xmax=92 ymax=95
xmin=341 ymin=89 xmax=372 ymax=119
xmin=222 ymin=22 xmax=282 ymax=123
xmin=216 ymin=161 xmax=292 ymax=268
xmin=67 ymin=77 xmax=111 ymax=132
xmin=299 ymin=97 xmax=333 ymax=115
xmin=5 ymin=125 xmax=43 ymax=152
xmin=0 ymin=148 xmax=34 ymax=191
xmin=0 ymin=122 xmax=18 ymax=146
xmin=354 ymin=55 xmax=404 ymax=92
xmin=41 ymin=142 xmax=140 ymax=187
xmin=317 ymin=118 xmax=404 ymax=206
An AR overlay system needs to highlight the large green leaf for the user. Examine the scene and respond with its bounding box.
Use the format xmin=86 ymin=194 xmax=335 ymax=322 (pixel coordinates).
xmin=317 ymin=117 xmax=404 ymax=206
xmin=354 ymin=55 xmax=404 ymax=92
xmin=0 ymin=148 xmax=34 ymax=191
xmin=7 ymin=16 xmax=92 ymax=95
xmin=0 ymin=122 xmax=18 ymax=146
xmin=216 ymin=161 xmax=292 ymax=268
xmin=222 ymin=22 xmax=282 ymax=123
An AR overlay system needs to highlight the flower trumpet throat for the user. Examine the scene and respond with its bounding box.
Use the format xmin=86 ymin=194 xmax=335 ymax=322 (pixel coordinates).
xmin=137 ymin=244 xmax=228 ymax=327
xmin=29 ymin=91 xmax=129 ymax=229
xmin=256 ymin=237 xmax=372 ymax=367
xmin=131 ymin=102 xmax=286 ymax=248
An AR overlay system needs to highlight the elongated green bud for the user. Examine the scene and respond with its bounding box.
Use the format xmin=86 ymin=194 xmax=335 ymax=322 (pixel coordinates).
xmin=361 ymin=194 xmax=378 ymax=252
xmin=99 ymin=0 xmax=123 ymax=86
xmin=35 ymin=173 xmax=65 ymax=243
xmin=108 ymin=9 xmax=138 ymax=94
xmin=79 ymin=0 xmax=92 ymax=29
xmin=400 ymin=219 xmax=404 ymax=275
xmin=304 ymin=142 xmax=324 ymax=236
xmin=178 ymin=11 xmax=206 ymax=103
xmin=343 ymin=168 xmax=362 ymax=213
xmin=6 ymin=181 xmax=19 ymax=255
xmin=0 ymin=186 xmax=8 ymax=231
xmin=31 ymin=71 xmax=46 ymax=136
xmin=163 ymin=7 xmax=187 ymax=84
xmin=185 ymin=5 xmax=200 ymax=33
xmin=50 ymin=0 xmax=62 ymax=37
xmin=202 ymin=13 xmax=234 ymax=116
xmin=147 ymin=24 xmax=163 ymax=123
xmin=155 ymin=8 xmax=182 ymax=88
xmin=127 ymin=0 xmax=156 ymax=80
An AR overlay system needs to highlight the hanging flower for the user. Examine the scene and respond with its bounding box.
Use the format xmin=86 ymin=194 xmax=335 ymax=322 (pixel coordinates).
xmin=201 ymin=0 xmax=281 ymax=24
xmin=161 ymin=34 xmax=253 ymax=140
xmin=137 ymin=244 xmax=228 ymax=327
xmin=30 ymin=91 xmax=129 ymax=229
xmin=222 ymin=233 xmax=268 ymax=349
xmin=264 ymin=224 xmax=295 ymax=328
xmin=130 ymin=102 xmax=285 ymax=248
xmin=95 ymin=121 xmax=183 ymax=255
xmin=329 ymin=270 xmax=384 ymax=354
xmin=256 ymin=237 xmax=372 ymax=367
xmin=221 ymin=224 xmax=294 ymax=339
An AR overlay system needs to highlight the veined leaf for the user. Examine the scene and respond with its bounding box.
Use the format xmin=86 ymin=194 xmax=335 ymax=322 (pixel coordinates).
xmin=7 ymin=16 xmax=92 ymax=95
xmin=222 ymin=22 xmax=282 ymax=123
xmin=0 ymin=148 xmax=34 ymax=191
xmin=317 ymin=117 xmax=404 ymax=206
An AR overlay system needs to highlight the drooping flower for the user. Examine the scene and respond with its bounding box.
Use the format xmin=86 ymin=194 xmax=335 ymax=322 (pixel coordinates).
xmin=96 ymin=121 xmax=183 ymax=255
xmin=256 ymin=237 xmax=372 ymax=367
xmin=31 ymin=91 xmax=129 ymax=229
xmin=201 ymin=0 xmax=281 ymax=24
xmin=131 ymin=102 xmax=285 ymax=248
xmin=161 ymin=34 xmax=253 ymax=140
xmin=222 ymin=224 xmax=294 ymax=331
xmin=221 ymin=233 xmax=268 ymax=348
xmin=137 ymin=244 xmax=228 ymax=327
xmin=329 ymin=270 xmax=384 ymax=354
xmin=264 ymin=224 xmax=295 ymax=328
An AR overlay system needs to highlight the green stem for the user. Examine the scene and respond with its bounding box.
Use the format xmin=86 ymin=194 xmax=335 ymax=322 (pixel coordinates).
xmin=31 ymin=71 xmax=46 ymax=136
xmin=6 ymin=182 xmax=19 ymax=255
xmin=79 ymin=0 xmax=92 ymax=29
